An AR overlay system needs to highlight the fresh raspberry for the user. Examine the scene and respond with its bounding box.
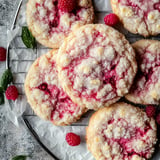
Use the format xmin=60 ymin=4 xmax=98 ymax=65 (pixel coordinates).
xmin=104 ymin=13 xmax=119 ymax=26
xmin=156 ymin=113 xmax=160 ymax=125
xmin=145 ymin=105 xmax=156 ymax=118
xmin=5 ymin=85 xmax=18 ymax=101
xmin=65 ymin=132 xmax=80 ymax=146
xmin=0 ymin=47 xmax=6 ymax=61
xmin=58 ymin=0 xmax=76 ymax=12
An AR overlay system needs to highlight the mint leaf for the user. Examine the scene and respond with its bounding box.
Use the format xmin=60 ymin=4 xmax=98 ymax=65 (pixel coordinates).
xmin=22 ymin=26 xmax=36 ymax=49
xmin=0 ymin=69 xmax=13 ymax=91
xmin=0 ymin=93 xmax=4 ymax=105
xmin=0 ymin=87 xmax=3 ymax=94
xmin=12 ymin=155 xmax=27 ymax=160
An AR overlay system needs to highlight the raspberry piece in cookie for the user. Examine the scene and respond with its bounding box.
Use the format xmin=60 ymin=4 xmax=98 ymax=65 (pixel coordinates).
xmin=111 ymin=0 xmax=160 ymax=36
xmin=58 ymin=0 xmax=76 ymax=12
xmin=57 ymin=24 xmax=137 ymax=110
xmin=26 ymin=0 xmax=94 ymax=48
xmin=25 ymin=50 xmax=87 ymax=126
xmin=86 ymin=102 xmax=157 ymax=160
xmin=125 ymin=40 xmax=160 ymax=105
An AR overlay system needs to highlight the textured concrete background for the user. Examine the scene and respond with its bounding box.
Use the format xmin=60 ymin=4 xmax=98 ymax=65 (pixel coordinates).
xmin=0 ymin=0 xmax=53 ymax=159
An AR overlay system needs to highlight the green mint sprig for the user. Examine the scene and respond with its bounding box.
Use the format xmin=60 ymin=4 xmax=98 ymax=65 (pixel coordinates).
xmin=0 ymin=69 xmax=13 ymax=91
xmin=0 ymin=69 xmax=13 ymax=105
xmin=12 ymin=155 xmax=27 ymax=160
xmin=21 ymin=26 xmax=36 ymax=49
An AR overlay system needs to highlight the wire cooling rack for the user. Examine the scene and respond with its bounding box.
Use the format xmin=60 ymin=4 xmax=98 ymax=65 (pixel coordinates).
xmin=7 ymin=0 xmax=160 ymax=159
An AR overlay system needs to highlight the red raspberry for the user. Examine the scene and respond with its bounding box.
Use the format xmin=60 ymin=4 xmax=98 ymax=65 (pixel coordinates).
xmin=145 ymin=105 xmax=156 ymax=118
xmin=5 ymin=85 xmax=18 ymax=101
xmin=58 ymin=0 xmax=76 ymax=12
xmin=156 ymin=113 xmax=160 ymax=125
xmin=0 ymin=47 xmax=6 ymax=61
xmin=104 ymin=13 xmax=119 ymax=26
xmin=65 ymin=132 xmax=80 ymax=146
xmin=154 ymin=2 xmax=160 ymax=12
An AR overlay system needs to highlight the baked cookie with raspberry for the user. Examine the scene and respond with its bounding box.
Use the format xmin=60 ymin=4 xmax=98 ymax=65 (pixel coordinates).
xmin=111 ymin=0 xmax=160 ymax=36
xmin=57 ymin=24 xmax=137 ymax=110
xmin=86 ymin=102 xmax=157 ymax=160
xmin=25 ymin=50 xmax=87 ymax=126
xmin=26 ymin=0 xmax=94 ymax=48
xmin=126 ymin=40 xmax=160 ymax=105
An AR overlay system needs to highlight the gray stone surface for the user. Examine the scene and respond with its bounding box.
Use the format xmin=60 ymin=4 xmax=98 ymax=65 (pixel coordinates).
xmin=0 ymin=0 xmax=53 ymax=159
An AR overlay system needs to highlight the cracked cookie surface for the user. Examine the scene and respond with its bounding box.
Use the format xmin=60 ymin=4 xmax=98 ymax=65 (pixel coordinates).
xmin=57 ymin=24 xmax=137 ymax=110
xmin=25 ymin=50 xmax=87 ymax=126
xmin=111 ymin=0 xmax=160 ymax=36
xmin=126 ymin=40 xmax=160 ymax=105
xmin=86 ymin=102 xmax=157 ymax=160
xmin=26 ymin=0 xmax=94 ymax=48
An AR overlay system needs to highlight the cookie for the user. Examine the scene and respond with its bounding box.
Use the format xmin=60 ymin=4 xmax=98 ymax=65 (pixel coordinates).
xmin=25 ymin=50 xmax=87 ymax=126
xmin=86 ymin=102 xmax=157 ymax=160
xmin=125 ymin=40 xmax=160 ymax=105
xmin=26 ymin=0 xmax=94 ymax=48
xmin=111 ymin=0 xmax=160 ymax=37
xmin=57 ymin=24 xmax=137 ymax=110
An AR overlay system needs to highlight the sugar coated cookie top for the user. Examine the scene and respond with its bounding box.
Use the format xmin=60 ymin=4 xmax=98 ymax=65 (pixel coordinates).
xmin=27 ymin=0 xmax=94 ymax=48
xmin=57 ymin=24 xmax=137 ymax=110
xmin=25 ymin=50 xmax=86 ymax=126
xmin=86 ymin=102 xmax=157 ymax=160
xmin=126 ymin=39 xmax=160 ymax=105
xmin=111 ymin=0 xmax=160 ymax=36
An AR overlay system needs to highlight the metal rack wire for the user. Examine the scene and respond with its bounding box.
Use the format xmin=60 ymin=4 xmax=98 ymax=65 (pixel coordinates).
xmin=6 ymin=1 xmax=59 ymax=159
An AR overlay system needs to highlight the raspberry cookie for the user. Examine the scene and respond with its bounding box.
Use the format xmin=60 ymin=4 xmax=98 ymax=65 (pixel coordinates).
xmin=126 ymin=40 xmax=160 ymax=105
xmin=86 ymin=102 xmax=157 ymax=160
xmin=111 ymin=0 xmax=160 ymax=36
xmin=25 ymin=50 xmax=86 ymax=126
xmin=57 ymin=24 xmax=137 ymax=110
xmin=26 ymin=0 xmax=94 ymax=48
